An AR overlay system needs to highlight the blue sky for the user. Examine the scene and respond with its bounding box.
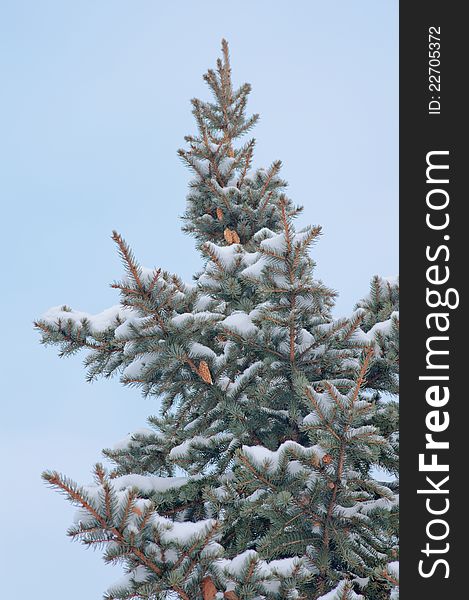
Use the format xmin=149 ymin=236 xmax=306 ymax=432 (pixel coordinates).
xmin=0 ymin=1 xmax=397 ymax=597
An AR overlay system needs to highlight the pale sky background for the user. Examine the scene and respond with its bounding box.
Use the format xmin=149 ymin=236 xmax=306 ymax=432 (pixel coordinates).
xmin=0 ymin=1 xmax=397 ymax=597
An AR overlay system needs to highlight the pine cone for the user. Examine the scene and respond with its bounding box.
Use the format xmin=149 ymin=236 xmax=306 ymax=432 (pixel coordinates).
xmin=231 ymin=230 xmax=240 ymax=244
xmin=198 ymin=360 xmax=213 ymax=385
xmin=227 ymin=147 xmax=235 ymax=158
xmin=322 ymin=454 xmax=333 ymax=465
xmin=201 ymin=576 xmax=217 ymax=600
xmin=224 ymin=228 xmax=234 ymax=244
xmin=224 ymin=592 xmax=239 ymax=600
xmin=216 ymin=207 xmax=224 ymax=221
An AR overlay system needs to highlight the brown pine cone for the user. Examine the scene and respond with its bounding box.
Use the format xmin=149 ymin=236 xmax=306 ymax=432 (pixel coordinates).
xmin=201 ymin=576 xmax=217 ymax=600
xmin=198 ymin=360 xmax=213 ymax=385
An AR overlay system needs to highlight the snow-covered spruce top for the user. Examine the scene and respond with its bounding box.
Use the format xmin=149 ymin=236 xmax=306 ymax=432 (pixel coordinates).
xmin=36 ymin=40 xmax=399 ymax=600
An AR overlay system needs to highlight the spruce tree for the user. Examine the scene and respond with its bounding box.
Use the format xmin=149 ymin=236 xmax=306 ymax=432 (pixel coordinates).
xmin=36 ymin=41 xmax=399 ymax=600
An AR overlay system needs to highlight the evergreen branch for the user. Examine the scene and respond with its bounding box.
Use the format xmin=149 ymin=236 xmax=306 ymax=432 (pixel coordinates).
xmin=259 ymin=190 xmax=274 ymax=212
xmin=42 ymin=471 xmax=163 ymax=577
xmin=173 ymin=522 xmax=220 ymax=571
xmin=221 ymin=327 xmax=285 ymax=359
xmin=119 ymin=491 xmax=136 ymax=531
xmin=201 ymin=243 xmax=225 ymax=270
xmin=280 ymin=196 xmax=293 ymax=258
xmin=259 ymin=161 xmax=282 ymax=203
xmin=319 ymin=347 xmax=376 ymax=578
xmin=147 ymin=269 xmax=162 ymax=294
xmin=34 ymin=320 xmax=122 ymax=354
xmin=112 ymin=231 xmax=144 ymax=292
xmin=236 ymin=140 xmax=255 ymax=188
xmin=297 ymin=320 xmax=348 ymax=360
xmin=380 ymin=568 xmax=399 ymax=586
xmin=304 ymin=387 xmax=340 ymax=441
